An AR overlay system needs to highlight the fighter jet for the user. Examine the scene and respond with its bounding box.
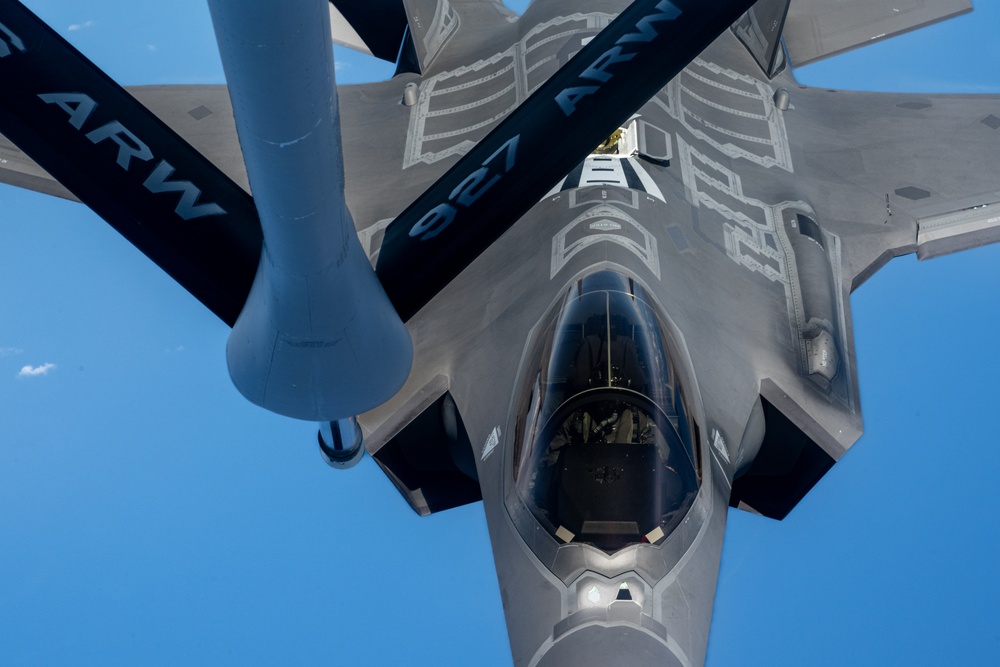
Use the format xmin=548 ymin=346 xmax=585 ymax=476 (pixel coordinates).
xmin=0 ymin=0 xmax=998 ymax=665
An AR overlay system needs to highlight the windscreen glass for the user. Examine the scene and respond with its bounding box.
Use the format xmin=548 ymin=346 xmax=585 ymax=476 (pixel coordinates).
xmin=514 ymin=272 xmax=699 ymax=554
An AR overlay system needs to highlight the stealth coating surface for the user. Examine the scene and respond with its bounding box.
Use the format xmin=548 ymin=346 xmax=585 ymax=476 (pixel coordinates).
xmin=376 ymin=0 xmax=758 ymax=320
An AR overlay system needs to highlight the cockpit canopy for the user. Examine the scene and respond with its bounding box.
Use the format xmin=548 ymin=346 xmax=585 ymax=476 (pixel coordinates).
xmin=513 ymin=271 xmax=699 ymax=554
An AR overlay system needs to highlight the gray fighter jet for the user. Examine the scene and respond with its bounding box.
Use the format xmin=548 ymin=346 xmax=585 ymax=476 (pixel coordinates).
xmin=0 ymin=0 xmax=998 ymax=665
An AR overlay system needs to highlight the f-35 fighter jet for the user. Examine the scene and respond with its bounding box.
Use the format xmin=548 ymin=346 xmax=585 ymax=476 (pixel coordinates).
xmin=0 ymin=0 xmax=997 ymax=665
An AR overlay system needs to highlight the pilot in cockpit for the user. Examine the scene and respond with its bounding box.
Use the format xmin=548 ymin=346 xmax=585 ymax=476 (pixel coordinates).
xmin=514 ymin=276 xmax=697 ymax=551
xmin=545 ymin=400 xmax=664 ymax=467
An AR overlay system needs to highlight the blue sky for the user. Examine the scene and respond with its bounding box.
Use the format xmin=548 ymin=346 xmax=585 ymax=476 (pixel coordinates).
xmin=1 ymin=1 xmax=998 ymax=665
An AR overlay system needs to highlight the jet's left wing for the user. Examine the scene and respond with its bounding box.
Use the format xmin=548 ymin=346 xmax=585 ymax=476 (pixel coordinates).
xmin=719 ymin=77 xmax=999 ymax=516
xmin=779 ymin=85 xmax=1000 ymax=288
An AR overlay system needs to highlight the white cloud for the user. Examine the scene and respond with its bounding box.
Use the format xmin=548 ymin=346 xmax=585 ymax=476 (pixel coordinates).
xmin=147 ymin=44 xmax=157 ymax=52
xmin=0 ymin=347 xmax=23 ymax=356
xmin=68 ymin=20 xmax=95 ymax=31
xmin=334 ymin=61 xmax=347 ymax=72
xmin=18 ymin=363 xmax=56 ymax=378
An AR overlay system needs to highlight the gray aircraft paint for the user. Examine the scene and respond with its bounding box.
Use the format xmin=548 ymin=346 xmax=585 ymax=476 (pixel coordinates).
xmin=342 ymin=2 xmax=1000 ymax=664
xmin=0 ymin=0 xmax=998 ymax=665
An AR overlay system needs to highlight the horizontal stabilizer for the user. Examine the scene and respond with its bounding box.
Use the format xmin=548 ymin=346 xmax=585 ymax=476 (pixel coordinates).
xmin=0 ymin=0 xmax=261 ymax=326
xmin=783 ymin=0 xmax=972 ymax=66
xmin=329 ymin=0 xmax=408 ymax=62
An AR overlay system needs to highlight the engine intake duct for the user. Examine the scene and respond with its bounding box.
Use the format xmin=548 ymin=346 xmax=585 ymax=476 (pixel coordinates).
xmin=369 ymin=377 xmax=481 ymax=516
xmin=729 ymin=385 xmax=836 ymax=519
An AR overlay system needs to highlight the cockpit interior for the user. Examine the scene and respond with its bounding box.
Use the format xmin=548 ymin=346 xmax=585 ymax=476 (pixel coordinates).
xmin=513 ymin=271 xmax=699 ymax=553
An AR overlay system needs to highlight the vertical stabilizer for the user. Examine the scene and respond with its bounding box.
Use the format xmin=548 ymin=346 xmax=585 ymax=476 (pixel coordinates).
xmin=329 ymin=0 xmax=408 ymax=62
xmin=401 ymin=0 xmax=461 ymax=72
xmin=731 ymin=0 xmax=790 ymax=78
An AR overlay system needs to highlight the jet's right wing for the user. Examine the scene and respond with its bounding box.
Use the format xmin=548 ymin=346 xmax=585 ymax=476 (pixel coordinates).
xmin=783 ymin=0 xmax=972 ymax=66
xmin=0 ymin=1 xmax=262 ymax=326
xmin=0 ymin=84 xmax=250 ymax=201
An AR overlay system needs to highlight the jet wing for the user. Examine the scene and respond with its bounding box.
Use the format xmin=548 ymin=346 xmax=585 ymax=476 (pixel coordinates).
xmin=0 ymin=78 xmax=453 ymax=269
xmin=0 ymin=0 xmax=263 ymax=327
xmin=783 ymin=0 xmax=972 ymax=66
xmin=717 ymin=75 xmax=1000 ymax=516
xmin=0 ymin=75 xmax=464 ymax=316
xmin=779 ymin=84 xmax=1000 ymax=287
xmin=0 ymin=85 xmax=248 ymax=202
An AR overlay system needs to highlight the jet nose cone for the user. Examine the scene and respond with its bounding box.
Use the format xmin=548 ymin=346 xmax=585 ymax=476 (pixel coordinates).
xmin=535 ymin=622 xmax=685 ymax=667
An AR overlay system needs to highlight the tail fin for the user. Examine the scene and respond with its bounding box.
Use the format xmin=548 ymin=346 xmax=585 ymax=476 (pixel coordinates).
xmin=400 ymin=0 xmax=462 ymax=71
xmin=731 ymin=0 xmax=790 ymax=78
xmin=330 ymin=1 xmax=514 ymax=74
xmin=329 ymin=0 xmax=408 ymax=63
